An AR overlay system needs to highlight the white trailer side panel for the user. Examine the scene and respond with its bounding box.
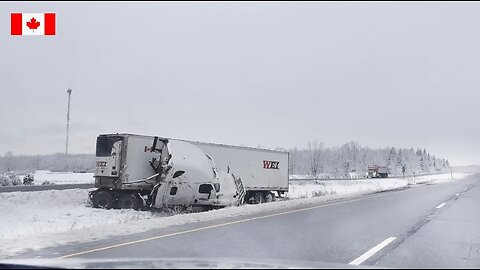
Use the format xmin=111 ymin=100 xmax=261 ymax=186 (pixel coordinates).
xmin=186 ymin=141 xmax=289 ymax=192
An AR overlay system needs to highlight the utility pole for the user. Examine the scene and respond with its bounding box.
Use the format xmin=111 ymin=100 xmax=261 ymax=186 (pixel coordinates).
xmin=65 ymin=88 xmax=72 ymax=155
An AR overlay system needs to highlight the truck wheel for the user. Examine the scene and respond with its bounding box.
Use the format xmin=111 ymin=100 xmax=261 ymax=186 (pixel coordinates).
xmin=118 ymin=194 xmax=140 ymax=210
xmin=254 ymin=192 xmax=264 ymax=204
xmin=136 ymin=194 xmax=147 ymax=211
xmin=264 ymin=192 xmax=274 ymax=203
xmin=92 ymin=191 xmax=114 ymax=209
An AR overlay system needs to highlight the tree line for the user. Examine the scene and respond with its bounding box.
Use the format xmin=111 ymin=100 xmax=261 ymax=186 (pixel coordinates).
xmin=0 ymin=152 xmax=95 ymax=174
xmin=0 ymin=141 xmax=452 ymax=177
xmin=288 ymin=141 xmax=451 ymax=178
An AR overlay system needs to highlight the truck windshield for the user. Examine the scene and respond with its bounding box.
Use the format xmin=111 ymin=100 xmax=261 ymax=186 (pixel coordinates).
xmin=199 ymin=184 xmax=214 ymax=194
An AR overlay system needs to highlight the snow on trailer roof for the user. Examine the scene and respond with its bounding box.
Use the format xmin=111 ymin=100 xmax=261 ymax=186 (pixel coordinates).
xmin=175 ymin=139 xmax=289 ymax=154
xmin=102 ymin=133 xmax=169 ymax=141
xmin=102 ymin=133 xmax=288 ymax=154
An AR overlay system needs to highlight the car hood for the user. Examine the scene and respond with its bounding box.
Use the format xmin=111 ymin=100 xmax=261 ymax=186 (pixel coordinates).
xmin=0 ymin=257 xmax=381 ymax=269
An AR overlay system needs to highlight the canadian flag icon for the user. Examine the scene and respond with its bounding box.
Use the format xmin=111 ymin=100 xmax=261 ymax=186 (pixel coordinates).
xmin=11 ymin=13 xmax=56 ymax=36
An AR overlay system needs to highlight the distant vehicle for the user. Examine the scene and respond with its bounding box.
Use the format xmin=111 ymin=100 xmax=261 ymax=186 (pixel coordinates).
xmin=90 ymin=134 xmax=289 ymax=210
xmin=367 ymin=165 xmax=389 ymax=178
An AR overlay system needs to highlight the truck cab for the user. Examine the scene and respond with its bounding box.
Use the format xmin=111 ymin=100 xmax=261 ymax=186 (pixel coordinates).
xmin=153 ymin=140 xmax=243 ymax=210
xmin=367 ymin=165 xmax=389 ymax=178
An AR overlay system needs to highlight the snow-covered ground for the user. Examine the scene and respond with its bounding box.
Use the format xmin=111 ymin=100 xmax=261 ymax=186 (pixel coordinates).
xmin=0 ymin=172 xmax=473 ymax=258
xmin=22 ymin=170 xmax=94 ymax=185
xmin=289 ymin=173 xmax=352 ymax=179
xmin=287 ymin=173 xmax=471 ymax=199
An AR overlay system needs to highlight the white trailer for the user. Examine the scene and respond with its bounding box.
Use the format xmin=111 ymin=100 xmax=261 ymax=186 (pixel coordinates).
xmin=184 ymin=140 xmax=289 ymax=203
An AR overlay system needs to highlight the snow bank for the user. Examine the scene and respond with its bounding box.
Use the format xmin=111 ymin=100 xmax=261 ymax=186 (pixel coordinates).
xmin=289 ymin=173 xmax=340 ymax=180
xmin=0 ymin=189 xmax=161 ymax=239
xmin=287 ymin=178 xmax=408 ymax=199
xmin=286 ymin=173 xmax=471 ymax=199
xmin=413 ymin=172 xmax=470 ymax=184
xmin=29 ymin=170 xmax=94 ymax=185
xmin=0 ymin=172 xmax=473 ymax=258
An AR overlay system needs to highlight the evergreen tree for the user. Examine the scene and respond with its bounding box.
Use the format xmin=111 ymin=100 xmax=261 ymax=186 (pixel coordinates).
xmin=396 ymin=149 xmax=404 ymax=174
xmin=387 ymin=147 xmax=397 ymax=175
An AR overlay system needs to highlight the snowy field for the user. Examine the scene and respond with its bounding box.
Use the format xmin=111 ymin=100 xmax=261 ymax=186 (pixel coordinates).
xmin=0 ymin=172 xmax=473 ymax=258
xmin=23 ymin=170 xmax=94 ymax=185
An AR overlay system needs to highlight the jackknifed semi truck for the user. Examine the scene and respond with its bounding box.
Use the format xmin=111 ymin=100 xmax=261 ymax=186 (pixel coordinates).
xmin=90 ymin=133 xmax=289 ymax=210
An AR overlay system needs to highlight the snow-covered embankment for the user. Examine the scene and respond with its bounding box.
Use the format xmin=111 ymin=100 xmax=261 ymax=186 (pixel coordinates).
xmin=288 ymin=172 xmax=471 ymax=199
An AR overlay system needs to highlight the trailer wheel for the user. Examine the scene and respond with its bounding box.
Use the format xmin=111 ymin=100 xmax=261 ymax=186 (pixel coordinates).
xmin=245 ymin=194 xmax=255 ymax=204
xmin=253 ymin=192 xmax=264 ymax=204
xmin=92 ymin=191 xmax=114 ymax=209
xmin=136 ymin=194 xmax=147 ymax=211
xmin=264 ymin=192 xmax=274 ymax=203
xmin=118 ymin=194 xmax=140 ymax=210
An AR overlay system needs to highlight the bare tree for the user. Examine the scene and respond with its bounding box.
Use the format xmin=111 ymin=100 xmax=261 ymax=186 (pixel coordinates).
xmin=3 ymin=151 xmax=14 ymax=171
xmin=289 ymin=141 xmax=450 ymax=178
xmin=307 ymin=141 xmax=323 ymax=178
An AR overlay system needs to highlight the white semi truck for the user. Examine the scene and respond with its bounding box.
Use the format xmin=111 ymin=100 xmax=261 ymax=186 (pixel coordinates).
xmin=90 ymin=134 xmax=289 ymax=210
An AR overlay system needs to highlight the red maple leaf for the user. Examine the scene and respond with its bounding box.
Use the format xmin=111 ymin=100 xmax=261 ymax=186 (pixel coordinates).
xmin=26 ymin=17 xmax=40 ymax=30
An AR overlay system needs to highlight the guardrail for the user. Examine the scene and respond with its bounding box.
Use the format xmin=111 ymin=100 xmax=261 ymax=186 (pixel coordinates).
xmin=288 ymin=172 xmax=453 ymax=181
xmin=0 ymin=183 xmax=94 ymax=193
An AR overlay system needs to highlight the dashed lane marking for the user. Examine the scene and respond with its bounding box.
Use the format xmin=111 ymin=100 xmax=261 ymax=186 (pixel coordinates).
xmin=436 ymin=203 xmax=446 ymax=209
xmin=349 ymin=237 xmax=397 ymax=265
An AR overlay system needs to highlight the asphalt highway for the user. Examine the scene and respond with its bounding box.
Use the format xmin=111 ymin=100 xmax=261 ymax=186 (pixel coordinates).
xmin=9 ymin=174 xmax=480 ymax=268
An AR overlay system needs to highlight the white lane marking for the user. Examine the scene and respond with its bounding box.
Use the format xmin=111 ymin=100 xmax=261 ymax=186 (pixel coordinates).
xmin=456 ymin=193 xmax=460 ymax=196
xmin=59 ymin=192 xmax=397 ymax=259
xmin=436 ymin=203 xmax=446 ymax=209
xmin=349 ymin=237 xmax=397 ymax=265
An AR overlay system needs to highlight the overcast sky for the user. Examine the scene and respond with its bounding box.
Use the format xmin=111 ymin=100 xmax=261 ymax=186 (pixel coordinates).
xmin=1 ymin=2 xmax=479 ymax=165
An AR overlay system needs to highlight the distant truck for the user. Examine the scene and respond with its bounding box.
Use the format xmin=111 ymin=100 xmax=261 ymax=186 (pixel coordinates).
xmin=90 ymin=134 xmax=289 ymax=210
xmin=367 ymin=165 xmax=389 ymax=178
